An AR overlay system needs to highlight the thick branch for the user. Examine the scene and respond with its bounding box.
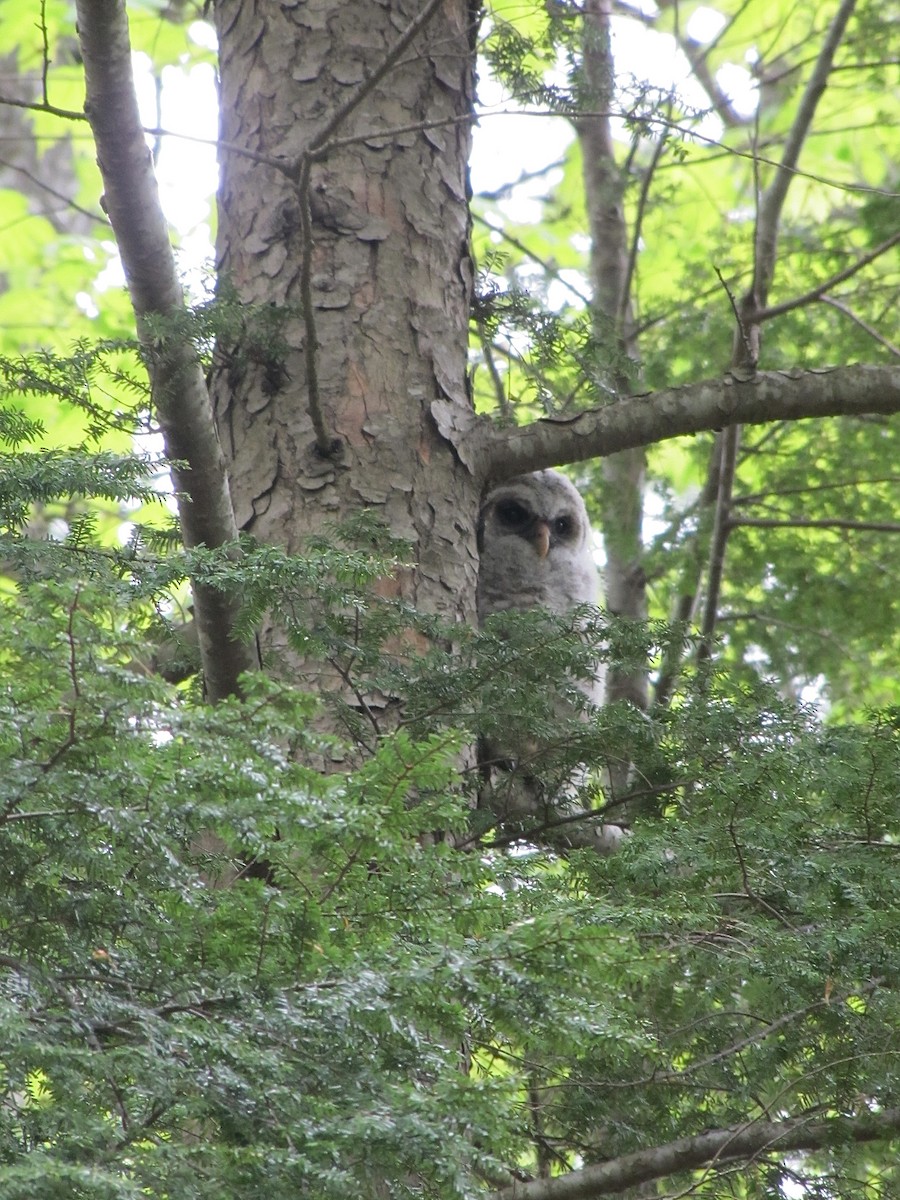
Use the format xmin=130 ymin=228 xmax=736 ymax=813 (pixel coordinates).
xmin=469 ymin=364 xmax=900 ymax=481
xmin=74 ymin=0 xmax=257 ymax=700
xmin=492 ymin=1107 xmax=900 ymax=1200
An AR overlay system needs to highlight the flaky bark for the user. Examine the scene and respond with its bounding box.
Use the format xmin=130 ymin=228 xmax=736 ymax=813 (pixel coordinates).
xmin=74 ymin=0 xmax=257 ymax=701
xmin=211 ymin=0 xmax=478 ymax=686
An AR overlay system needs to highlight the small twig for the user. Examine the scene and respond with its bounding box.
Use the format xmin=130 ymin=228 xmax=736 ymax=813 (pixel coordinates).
xmin=750 ymin=231 xmax=900 ymax=324
xmin=618 ymin=113 xmax=670 ymax=330
xmin=714 ymin=266 xmax=755 ymax=368
xmin=66 ymin=587 xmax=83 ymax=701
xmin=734 ymin=474 xmax=900 ymax=505
xmin=326 ymin=652 xmax=380 ymax=751
xmin=633 ymin=273 xmax=751 ymax=338
xmin=473 ymin=212 xmax=592 ymax=305
xmin=315 ymin=111 xmax=477 ymax=159
xmin=476 ymin=318 xmax=512 ymax=420
xmin=478 ymin=158 xmax=568 ymax=202
xmin=1 ymin=808 xmax=80 ymax=822
xmin=651 ymin=980 xmax=882 ymax=1084
xmin=0 ymin=157 xmax=106 ymax=225
xmin=569 ymin=106 xmax=894 ymax=195
xmin=821 ymin=293 xmax=900 ymax=357
xmin=652 ymin=591 xmax=697 ymax=710
xmin=39 ymin=0 xmax=51 ymax=106
xmin=728 ymin=811 xmax=796 ymax=930
xmin=254 ymin=897 xmax=271 ymax=984
xmin=288 ymin=0 xmax=448 ymax=458
xmin=730 ymin=516 xmax=900 ymax=534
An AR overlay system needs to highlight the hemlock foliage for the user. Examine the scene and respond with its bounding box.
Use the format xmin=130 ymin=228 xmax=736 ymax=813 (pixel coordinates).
xmin=2 ymin=414 xmax=900 ymax=1196
xmin=2 ymin=0 xmax=899 ymax=1192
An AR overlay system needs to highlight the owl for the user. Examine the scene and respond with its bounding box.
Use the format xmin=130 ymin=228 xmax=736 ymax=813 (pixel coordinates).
xmin=475 ymin=470 xmax=623 ymax=852
xmin=476 ymin=469 xmax=599 ymax=626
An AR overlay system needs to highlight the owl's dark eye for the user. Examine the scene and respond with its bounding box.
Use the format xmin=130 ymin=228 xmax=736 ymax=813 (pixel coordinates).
xmin=553 ymin=515 xmax=574 ymax=539
xmin=496 ymin=500 xmax=531 ymax=530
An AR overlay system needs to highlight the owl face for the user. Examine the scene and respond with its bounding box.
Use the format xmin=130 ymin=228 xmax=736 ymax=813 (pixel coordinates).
xmin=477 ymin=470 xmax=598 ymax=620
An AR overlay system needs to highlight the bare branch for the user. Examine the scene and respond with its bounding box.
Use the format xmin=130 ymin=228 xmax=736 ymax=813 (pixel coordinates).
xmin=821 ymin=294 xmax=900 ymax=357
xmin=39 ymin=0 xmax=51 ymax=106
xmin=281 ymin=0 xmax=452 ymax=459
xmin=466 ymin=364 xmax=900 ymax=481
xmin=296 ymin=153 xmax=337 ymax=459
xmin=0 ymin=93 xmax=85 ymax=121
xmin=473 ymin=213 xmax=592 ymax=307
xmin=751 ymin=231 xmax=900 ymax=324
xmin=714 ymin=267 xmax=754 ymax=367
xmin=731 ymin=516 xmax=900 ymax=534
xmin=618 ymin=127 xmax=668 ymax=332
xmin=753 ymin=0 xmax=858 ymax=305
xmin=475 ymin=320 xmax=513 ymax=420
xmin=0 ymin=157 xmax=106 ymax=227
xmin=693 ymin=0 xmax=860 ymax=662
xmin=74 ymin=0 xmax=258 ymax=701
xmin=491 ymin=1107 xmax=900 ymax=1200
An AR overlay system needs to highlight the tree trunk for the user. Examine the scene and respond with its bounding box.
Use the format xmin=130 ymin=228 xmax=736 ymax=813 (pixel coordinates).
xmin=577 ymin=0 xmax=648 ymax=715
xmin=210 ymin=0 xmax=479 ymax=675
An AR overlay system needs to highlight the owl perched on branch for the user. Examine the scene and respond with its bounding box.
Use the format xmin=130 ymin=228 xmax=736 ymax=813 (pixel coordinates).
xmin=476 ymin=470 xmax=624 ymax=853
xmin=476 ymin=469 xmax=600 ymax=626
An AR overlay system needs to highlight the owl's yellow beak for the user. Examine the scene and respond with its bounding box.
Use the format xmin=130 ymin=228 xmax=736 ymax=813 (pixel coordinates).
xmin=533 ymin=521 xmax=551 ymax=558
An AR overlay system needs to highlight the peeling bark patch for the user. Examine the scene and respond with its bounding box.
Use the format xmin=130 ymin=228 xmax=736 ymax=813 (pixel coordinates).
xmin=212 ymin=0 xmax=480 ymax=627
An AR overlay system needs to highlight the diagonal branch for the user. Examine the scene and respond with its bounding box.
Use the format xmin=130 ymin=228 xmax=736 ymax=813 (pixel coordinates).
xmin=491 ymin=1106 xmax=900 ymax=1200
xmin=74 ymin=0 xmax=258 ymax=701
xmin=821 ymin=295 xmax=900 ymax=357
xmin=751 ymin=231 xmax=900 ymax=324
xmin=305 ymin=0 xmax=447 ymax=156
xmin=753 ymin=0 xmax=858 ymax=306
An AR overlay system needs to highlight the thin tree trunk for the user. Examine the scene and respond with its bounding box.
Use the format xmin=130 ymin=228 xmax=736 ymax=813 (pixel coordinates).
xmin=75 ymin=0 xmax=258 ymax=701
xmin=577 ymin=0 xmax=649 ymax=716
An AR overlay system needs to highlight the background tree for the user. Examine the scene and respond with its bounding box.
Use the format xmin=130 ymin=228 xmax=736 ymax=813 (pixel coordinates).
xmin=0 ymin=0 xmax=899 ymax=1196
